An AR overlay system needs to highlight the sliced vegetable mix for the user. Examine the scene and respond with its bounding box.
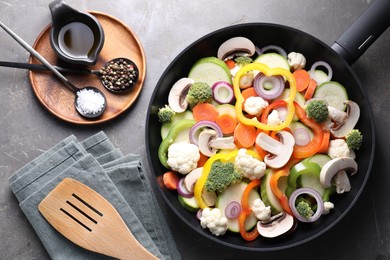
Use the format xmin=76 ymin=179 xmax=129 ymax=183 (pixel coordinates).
xmin=156 ymin=36 xmax=362 ymax=242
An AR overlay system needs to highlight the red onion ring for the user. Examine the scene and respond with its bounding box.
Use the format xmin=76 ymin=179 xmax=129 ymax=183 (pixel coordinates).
xmin=289 ymin=188 xmax=324 ymax=222
xmin=253 ymin=73 xmax=285 ymax=100
xmin=309 ymin=61 xmax=333 ymax=84
xmin=196 ymin=209 xmax=203 ymax=220
xmin=293 ymin=128 xmax=311 ymax=146
xmin=255 ymin=46 xmax=263 ymax=56
xmin=211 ymin=81 xmax=234 ymax=104
xmin=189 ymin=120 xmax=223 ymax=146
xmin=225 ymin=201 xmax=242 ymax=219
xmin=177 ymin=177 xmax=194 ymax=198
xmin=260 ymin=45 xmax=287 ymax=58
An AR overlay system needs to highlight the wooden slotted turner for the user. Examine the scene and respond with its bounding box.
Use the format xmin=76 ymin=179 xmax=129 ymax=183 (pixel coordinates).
xmin=38 ymin=178 xmax=158 ymax=260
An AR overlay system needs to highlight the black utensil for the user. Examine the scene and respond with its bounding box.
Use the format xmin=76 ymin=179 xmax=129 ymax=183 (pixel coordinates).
xmin=0 ymin=58 xmax=139 ymax=93
xmin=0 ymin=21 xmax=106 ymax=119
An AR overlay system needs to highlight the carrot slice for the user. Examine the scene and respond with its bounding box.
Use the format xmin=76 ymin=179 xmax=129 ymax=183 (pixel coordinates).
xmin=293 ymin=69 xmax=311 ymax=92
xmin=304 ymin=79 xmax=318 ymax=100
xmin=234 ymin=122 xmax=257 ymax=148
xmin=216 ymin=113 xmax=237 ymax=135
xmin=318 ymin=131 xmax=331 ymax=154
xmin=192 ymin=103 xmax=219 ymax=122
xmin=225 ymin=59 xmax=236 ymax=69
xmin=241 ymin=87 xmax=258 ymax=110
xmin=197 ymin=153 xmax=209 ymax=167
xmin=162 ymin=171 xmax=179 ymax=190
xmin=241 ymin=87 xmax=257 ymax=100
xmin=254 ymin=144 xmax=267 ymax=160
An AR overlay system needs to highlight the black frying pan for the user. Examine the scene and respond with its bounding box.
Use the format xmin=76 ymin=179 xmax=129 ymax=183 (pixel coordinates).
xmin=146 ymin=0 xmax=389 ymax=251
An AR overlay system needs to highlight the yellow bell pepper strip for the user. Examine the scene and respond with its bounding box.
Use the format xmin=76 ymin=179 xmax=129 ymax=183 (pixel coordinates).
xmin=292 ymin=102 xmax=324 ymax=158
xmin=270 ymin=157 xmax=301 ymax=216
xmin=158 ymin=119 xmax=196 ymax=169
xmin=194 ymin=151 xmax=237 ymax=209
xmin=194 ymin=149 xmax=260 ymax=209
xmin=238 ymin=179 xmax=261 ymax=241
xmin=233 ymin=63 xmax=296 ymax=131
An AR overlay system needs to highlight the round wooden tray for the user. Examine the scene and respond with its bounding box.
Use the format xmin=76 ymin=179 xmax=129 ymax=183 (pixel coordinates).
xmin=29 ymin=11 xmax=146 ymax=124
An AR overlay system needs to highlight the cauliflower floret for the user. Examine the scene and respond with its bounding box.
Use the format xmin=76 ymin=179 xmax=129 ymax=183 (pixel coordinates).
xmin=327 ymin=139 xmax=351 ymax=159
xmin=167 ymin=142 xmax=200 ymax=174
xmin=287 ymin=52 xmax=306 ymax=71
xmin=267 ymin=110 xmax=282 ymax=126
xmin=235 ymin=148 xmax=266 ymax=180
xmin=244 ymin=96 xmax=269 ymax=116
xmin=322 ymin=201 xmax=335 ymax=215
xmin=252 ymin=198 xmax=271 ymax=221
xmin=230 ymin=65 xmax=241 ymax=77
xmin=200 ymin=207 xmax=228 ymax=236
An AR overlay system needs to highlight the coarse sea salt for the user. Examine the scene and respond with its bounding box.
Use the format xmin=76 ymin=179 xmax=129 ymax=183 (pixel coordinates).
xmin=76 ymin=89 xmax=105 ymax=114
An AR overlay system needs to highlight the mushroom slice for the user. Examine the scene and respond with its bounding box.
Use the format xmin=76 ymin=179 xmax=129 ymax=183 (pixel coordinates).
xmin=184 ymin=167 xmax=203 ymax=193
xmin=327 ymin=106 xmax=348 ymax=125
xmin=320 ymin=157 xmax=358 ymax=188
xmin=209 ymin=136 xmax=236 ymax=150
xmin=168 ymin=77 xmax=194 ymax=113
xmin=333 ymin=170 xmax=352 ymax=194
xmin=330 ymin=100 xmax=360 ymax=138
xmin=202 ymin=189 xmax=217 ymax=207
xmin=259 ymin=212 xmax=284 ymax=225
xmin=257 ymin=212 xmax=295 ymax=238
xmin=239 ymin=72 xmax=254 ymax=89
xmin=197 ymin=129 xmax=218 ymax=157
xmin=217 ymin=37 xmax=256 ymax=60
xmin=256 ymin=131 xmax=295 ymax=168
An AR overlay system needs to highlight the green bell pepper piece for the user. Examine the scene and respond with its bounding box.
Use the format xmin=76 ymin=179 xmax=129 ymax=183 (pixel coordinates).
xmin=158 ymin=119 xmax=196 ymax=168
xmin=288 ymin=161 xmax=321 ymax=189
xmin=286 ymin=161 xmax=333 ymax=201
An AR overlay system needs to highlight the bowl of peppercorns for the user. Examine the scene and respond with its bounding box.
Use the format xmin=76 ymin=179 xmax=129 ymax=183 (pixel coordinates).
xmin=99 ymin=58 xmax=139 ymax=93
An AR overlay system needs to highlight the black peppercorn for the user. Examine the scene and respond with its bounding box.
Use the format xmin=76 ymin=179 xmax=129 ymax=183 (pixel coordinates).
xmin=100 ymin=58 xmax=139 ymax=92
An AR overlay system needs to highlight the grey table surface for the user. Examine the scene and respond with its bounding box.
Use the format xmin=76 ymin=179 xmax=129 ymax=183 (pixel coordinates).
xmin=0 ymin=0 xmax=389 ymax=259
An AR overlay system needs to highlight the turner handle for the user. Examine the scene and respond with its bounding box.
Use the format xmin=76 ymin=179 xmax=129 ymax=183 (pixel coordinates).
xmin=38 ymin=178 xmax=158 ymax=260
xmin=108 ymin=227 xmax=159 ymax=260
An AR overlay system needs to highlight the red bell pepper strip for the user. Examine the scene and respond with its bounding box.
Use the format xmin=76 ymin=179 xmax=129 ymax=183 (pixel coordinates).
xmin=269 ymin=158 xmax=301 ymax=216
xmin=292 ymin=102 xmax=324 ymax=158
xmin=238 ymin=179 xmax=261 ymax=241
xmin=260 ymin=100 xmax=287 ymax=124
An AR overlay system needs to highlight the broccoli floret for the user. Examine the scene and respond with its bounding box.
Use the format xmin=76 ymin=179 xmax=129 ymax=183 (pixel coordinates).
xmin=205 ymin=161 xmax=242 ymax=193
xmin=296 ymin=200 xmax=314 ymax=219
xmin=234 ymin=56 xmax=253 ymax=66
xmin=186 ymin=82 xmax=213 ymax=104
xmin=157 ymin=105 xmax=175 ymax=124
xmin=305 ymin=99 xmax=329 ymax=123
xmin=346 ymin=129 xmax=363 ymax=150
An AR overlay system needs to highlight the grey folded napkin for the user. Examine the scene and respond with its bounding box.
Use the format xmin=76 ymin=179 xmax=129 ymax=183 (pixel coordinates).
xmin=9 ymin=131 xmax=180 ymax=260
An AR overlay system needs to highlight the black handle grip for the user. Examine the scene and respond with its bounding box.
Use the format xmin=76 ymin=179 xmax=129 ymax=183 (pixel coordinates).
xmin=332 ymin=0 xmax=390 ymax=64
xmin=0 ymin=61 xmax=94 ymax=74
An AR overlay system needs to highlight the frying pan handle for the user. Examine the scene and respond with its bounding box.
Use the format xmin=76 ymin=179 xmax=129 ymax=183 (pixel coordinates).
xmin=332 ymin=0 xmax=390 ymax=65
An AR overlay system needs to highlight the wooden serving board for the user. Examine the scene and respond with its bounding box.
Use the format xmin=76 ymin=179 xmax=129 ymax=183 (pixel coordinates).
xmin=29 ymin=11 xmax=146 ymax=124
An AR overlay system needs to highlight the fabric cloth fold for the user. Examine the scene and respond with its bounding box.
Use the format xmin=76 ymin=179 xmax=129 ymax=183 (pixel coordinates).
xmin=8 ymin=131 xmax=180 ymax=260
